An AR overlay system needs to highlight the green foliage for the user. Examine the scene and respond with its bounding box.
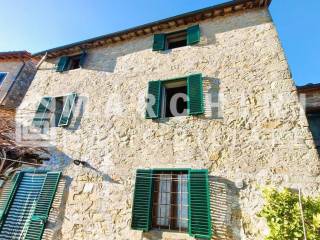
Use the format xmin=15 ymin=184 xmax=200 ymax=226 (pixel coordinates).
xmin=259 ymin=188 xmax=320 ymax=240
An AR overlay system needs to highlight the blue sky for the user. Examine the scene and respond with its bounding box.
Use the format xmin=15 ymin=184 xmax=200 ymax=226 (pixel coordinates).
xmin=0 ymin=0 xmax=319 ymax=86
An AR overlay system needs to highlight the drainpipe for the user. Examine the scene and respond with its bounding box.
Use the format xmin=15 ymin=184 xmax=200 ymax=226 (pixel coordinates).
xmin=298 ymin=188 xmax=307 ymax=240
xmin=36 ymin=52 xmax=48 ymax=69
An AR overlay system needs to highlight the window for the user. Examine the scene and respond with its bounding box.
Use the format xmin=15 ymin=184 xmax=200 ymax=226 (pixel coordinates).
xmin=131 ymin=169 xmax=212 ymax=239
xmin=153 ymin=25 xmax=200 ymax=51
xmin=307 ymin=112 xmax=320 ymax=152
xmin=146 ymin=74 xmax=203 ymax=119
xmin=32 ymin=93 xmax=77 ymax=128
xmin=152 ymin=171 xmax=188 ymax=232
xmin=68 ymin=54 xmax=82 ymax=70
xmin=0 ymin=171 xmax=61 ymax=239
xmin=162 ymin=80 xmax=188 ymax=117
xmin=166 ymin=31 xmax=187 ymax=50
xmin=56 ymin=52 xmax=86 ymax=72
xmin=0 ymin=72 xmax=7 ymax=86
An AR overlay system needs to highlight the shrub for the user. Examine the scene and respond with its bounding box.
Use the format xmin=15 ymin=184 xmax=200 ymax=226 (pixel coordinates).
xmin=259 ymin=188 xmax=320 ymax=240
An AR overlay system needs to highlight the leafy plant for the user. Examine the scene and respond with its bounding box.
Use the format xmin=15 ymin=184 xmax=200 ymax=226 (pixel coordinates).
xmin=258 ymin=188 xmax=320 ymax=240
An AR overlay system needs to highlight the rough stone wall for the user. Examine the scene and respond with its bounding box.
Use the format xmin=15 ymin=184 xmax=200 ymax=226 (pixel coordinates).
xmin=0 ymin=60 xmax=36 ymax=109
xmin=17 ymin=9 xmax=320 ymax=240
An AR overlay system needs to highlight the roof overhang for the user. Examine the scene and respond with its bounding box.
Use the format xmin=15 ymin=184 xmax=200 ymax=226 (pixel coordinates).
xmin=0 ymin=51 xmax=32 ymax=62
xmin=297 ymin=84 xmax=320 ymax=94
xmin=33 ymin=0 xmax=272 ymax=59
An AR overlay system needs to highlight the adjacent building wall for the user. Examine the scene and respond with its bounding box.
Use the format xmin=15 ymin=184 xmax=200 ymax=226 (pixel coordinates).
xmin=0 ymin=61 xmax=24 ymax=104
xmin=18 ymin=9 xmax=320 ymax=240
xmin=298 ymin=85 xmax=320 ymax=110
xmin=298 ymin=85 xmax=320 ymax=152
xmin=0 ymin=59 xmax=36 ymax=109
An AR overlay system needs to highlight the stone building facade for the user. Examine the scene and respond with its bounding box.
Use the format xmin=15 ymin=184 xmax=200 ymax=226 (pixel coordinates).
xmin=0 ymin=51 xmax=37 ymax=109
xmin=7 ymin=0 xmax=320 ymax=239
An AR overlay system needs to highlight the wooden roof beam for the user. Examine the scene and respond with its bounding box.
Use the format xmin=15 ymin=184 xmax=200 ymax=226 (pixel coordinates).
xmin=129 ymin=32 xmax=137 ymax=38
xmin=151 ymin=25 xmax=160 ymax=32
xmin=234 ymin=3 xmax=245 ymax=11
xmin=159 ymin=23 xmax=169 ymax=30
xmin=168 ymin=21 xmax=177 ymax=27
xmin=203 ymin=11 xmax=213 ymax=18
xmin=136 ymin=29 xmax=144 ymax=35
xmin=213 ymin=9 xmax=224 ymax=17
xmin=177 ymin=19 xmax=186 ymax=26
xmin=143 ymin=28 xmax=152 ymax=34
xmin=113 ymin=36 xmax=121 ymax=42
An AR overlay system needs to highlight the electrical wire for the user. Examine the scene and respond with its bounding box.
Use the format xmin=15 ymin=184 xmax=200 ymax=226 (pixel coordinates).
xmin=0 ymin=156 xmax=318 ymax=182
xmin=130 ymin=175 xmax=318 ymax=184
xmin=298 ymin=188 xmax=307 ymax=240
xmin=131 ymin=173 xmax=320 ymax=182
xmin=0 ymin=156 xmax=45 ymax=167
xmin=1 ymin=155 xmax=318 ymax=182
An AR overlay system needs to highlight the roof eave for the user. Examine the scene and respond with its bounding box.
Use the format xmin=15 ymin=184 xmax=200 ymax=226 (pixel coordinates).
xmin=297 ymin=84 xmax=320 ymax=93
xmin=33 ymin=0 xmax=272 ymax=58
xmin=0 ymin=51 xmax=32 ymax=61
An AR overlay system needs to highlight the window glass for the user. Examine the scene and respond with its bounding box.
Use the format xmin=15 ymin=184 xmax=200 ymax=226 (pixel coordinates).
xmin=152 ymin=171 xmax=189 ymax=232
xmin=0 ymin=72 xmax=7 ymax=85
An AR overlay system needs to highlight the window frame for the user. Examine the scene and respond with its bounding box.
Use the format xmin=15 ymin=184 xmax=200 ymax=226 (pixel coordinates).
xmin=51 ymin=93 xmax=77 ymax=127
xmin=0 ymin=72 xmax=8 ymax=87
xmin=56 ymin=51 xmax=86 ymax=72
xmin=32 ymin=92 xmax=77 ymax=128
xmin=67 ymin=54 xmax=82 ymax=70
xmin=151 ymin=170 xmax=189 ymax=232
xmin=131 ymin=168 xmax=212 ymax=239
xmin=146 ymin=74 xmax=204 ymax=119
xmin=152 ymin=25 xmax=200 ymax=51
xmin=165 ymin=30 xmax=188 ymax=50
xmin=56 ymin=93 xmax=78 ymax=127
xmin=161 ymin=78 xmax=188 ymax=118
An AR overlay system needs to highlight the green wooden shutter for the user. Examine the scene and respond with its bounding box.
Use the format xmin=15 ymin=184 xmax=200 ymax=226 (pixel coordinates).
xmin=131 ymin=169 xmax=153 ymax=231
xmin=24 ymin=172 xmax=61 ymax=240
xmin=0 ymin=172 xmax=46 ymax=238
xmin=79 ymin=51 xmax=87 ymax=68
xmin=32 ymin=97 xmax=53 ymax=128
xmin=153 ymin=34 xmax=166 ymax=51
xmin=188 ymin=169 xmax=212 ymax=239
xmin=187 ymin=73 xmax=204 ymax=115
xmin=187 ymin=25 xmax=200 ymax=45
xmin=145 ymin=81 xmax=162 ymax=119
xmin=56 ymin=56 xmax=70 ymax=72
xmin=57 ymin=93 xmax=77 ymax=127
xmin=0 ymin=172 xmax=23 ymax=223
